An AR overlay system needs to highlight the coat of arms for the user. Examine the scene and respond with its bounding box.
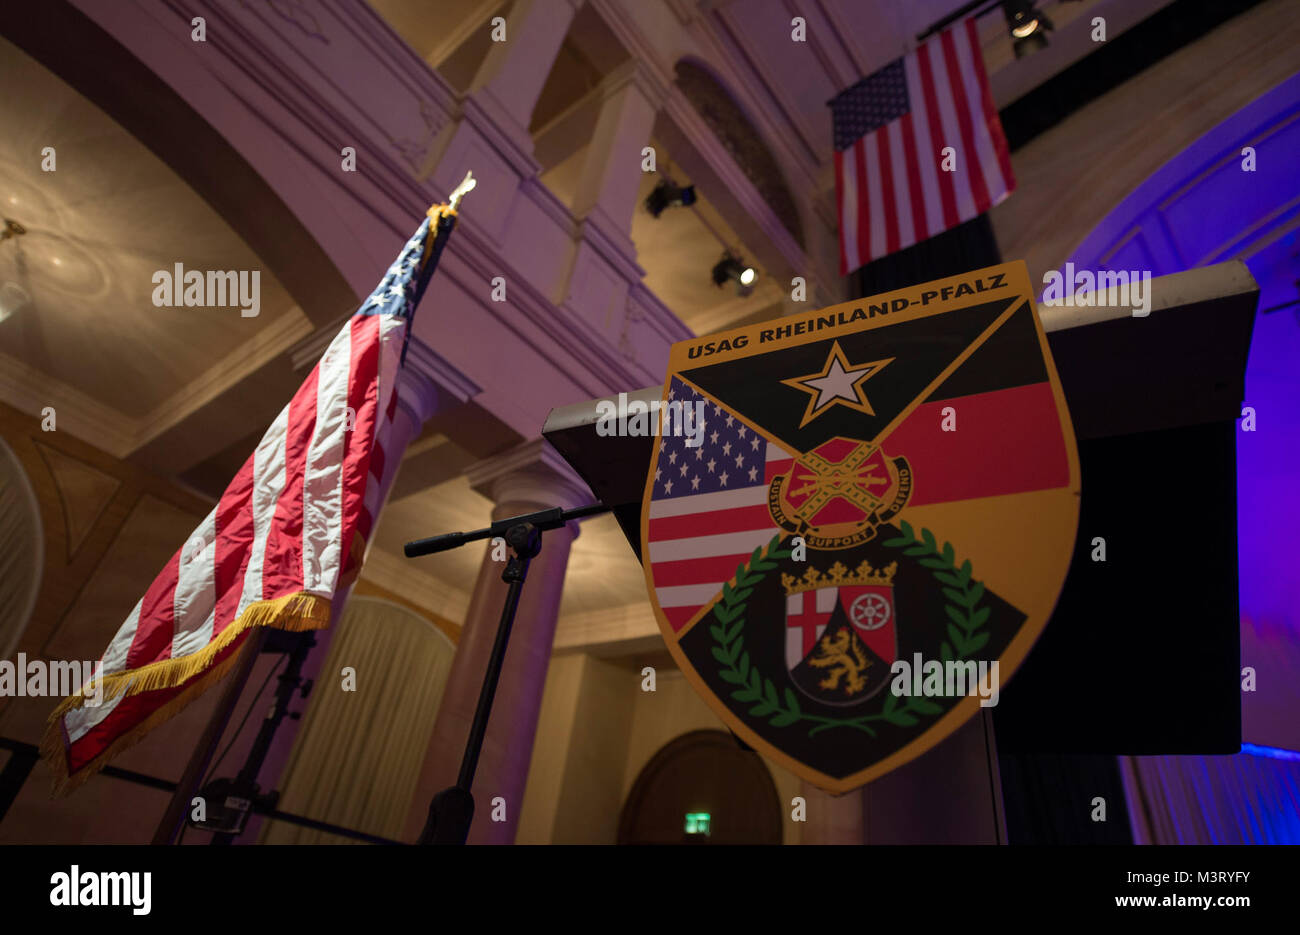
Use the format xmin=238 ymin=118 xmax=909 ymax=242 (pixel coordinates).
xmin=641 ymin=261 xmax=1080 ymax=791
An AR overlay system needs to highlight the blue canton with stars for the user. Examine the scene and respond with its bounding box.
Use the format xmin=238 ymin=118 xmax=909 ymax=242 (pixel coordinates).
xmin=653 ymin=378 xmax=769 ymax=500
xmin=358 ymin=215 xmax=433 ymax=320
xmin=830 ymin=58 xmax=909 ymax=152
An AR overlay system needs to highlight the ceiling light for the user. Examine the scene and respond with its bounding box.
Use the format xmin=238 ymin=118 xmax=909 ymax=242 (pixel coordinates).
xmin=0 ymin=218 xmax=25 ymax=243
xmin=645 ymin=179 xmax=697 ymax=218
xmin=1003 ymin=1 xmax=1053 ymax=57
xmin=712 ymin=253 xmax=757 ymax=296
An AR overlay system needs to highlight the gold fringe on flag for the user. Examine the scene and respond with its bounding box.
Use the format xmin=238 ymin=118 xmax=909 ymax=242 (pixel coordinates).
xmin=40 ymin=590 xmax=333 ymax=797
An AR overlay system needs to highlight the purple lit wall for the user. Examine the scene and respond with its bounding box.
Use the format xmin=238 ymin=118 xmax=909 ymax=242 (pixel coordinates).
xmin=1064 ymin=71 xmax=1300 ymax=843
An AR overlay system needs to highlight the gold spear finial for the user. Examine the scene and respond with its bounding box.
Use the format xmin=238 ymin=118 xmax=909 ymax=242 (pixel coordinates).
xmin=448 ymin=170 xmax=476 ymax=211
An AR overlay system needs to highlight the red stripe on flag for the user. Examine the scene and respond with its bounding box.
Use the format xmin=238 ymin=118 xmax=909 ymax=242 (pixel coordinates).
xmin=124 ymin=554 xmax=180 ymax=668
xmin=875 ymin=129 xmax=900 ymax=256
xmin=898 ymin=112 xmax=929 ymax=242
xmin=854 ymin=140 xmax=871 ymax=269
xmin=654 ymin=552 xmax=756 ymax=589
xmin=648 ymin=503 xmax=774 ymax=542
xmin=262 ymin=366 xmax=318 ymax=600
xmin=338 ymin=317 xmax=382 ymax=577
xmin=834 ymin=148 xmax=849 ymax=275
xmin=214 ymin=452 xmax=256 ymax=634
xmin=940 ymin=27 xmax=992 ymax=214
xmin=965 ymin=17 xmax=1014 ymax=196
xmin=886 ymin=382 xmax=1068 ymax=506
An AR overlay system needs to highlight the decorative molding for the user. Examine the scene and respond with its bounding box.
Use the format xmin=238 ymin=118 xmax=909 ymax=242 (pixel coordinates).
xmin=0 ymin=351 xmax=137 ymax=458
xmin=162 ymin=0 xmax=460 ymax=225
xmin=403 ymin=335 xmax=482 ymax=404
xmin=131 ymin=306 xmax=315 ymax=451
xmin=425 ymin=0 xmax=500 ymax=68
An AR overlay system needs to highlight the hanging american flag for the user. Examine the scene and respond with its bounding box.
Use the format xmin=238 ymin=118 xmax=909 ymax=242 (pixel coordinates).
xmin=831 ymin=17 xmax=1014 ymax=274
xmin=41 ymin=197 xmax=465 ymax=794
xmin=646 ymin=378 xmax=795 ymax=632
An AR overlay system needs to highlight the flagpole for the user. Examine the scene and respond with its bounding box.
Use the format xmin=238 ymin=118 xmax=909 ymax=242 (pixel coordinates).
xmin=151 ymin=629 xmax=268 ymax=844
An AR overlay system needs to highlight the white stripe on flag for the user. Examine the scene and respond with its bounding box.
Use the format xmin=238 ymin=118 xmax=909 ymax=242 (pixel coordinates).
xmin=99 ymin=600 xmax=143 ymax=678
xmin=171 ymin=507 xmax=218 ymax=659
xmin=65 ymin=687 xmax=128 ymax=744
xmin=904 ymin=51 xmax=945 ymax=241
xmin=237 ymin=403 xmax=291 ymax=618
xmin=649 ymin=484 xmax=767 ymax=520
xmin=928 ymin=40 xmax=977 ymax=222
xmin=303 ymin=322 xmax=354 ymax=595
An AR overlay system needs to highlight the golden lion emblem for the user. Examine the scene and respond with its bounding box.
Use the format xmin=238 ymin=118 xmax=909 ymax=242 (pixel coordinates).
xmin=808 ymin=628 xmax=870 ymax=696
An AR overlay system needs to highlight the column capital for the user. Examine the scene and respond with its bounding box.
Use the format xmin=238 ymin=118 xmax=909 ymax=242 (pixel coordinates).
xmin=597 ymin=59 xmax=667 ymax=109
xmin=395 ymin=335 xmax=481 ymax=427
xmin=465 ymin=438 xmax=595 ymax=523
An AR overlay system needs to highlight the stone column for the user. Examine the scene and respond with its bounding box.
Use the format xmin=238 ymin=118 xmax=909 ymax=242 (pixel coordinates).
xmin=403 ymin=439 xmax=593 ymax=844
xmin=799 ymin=783 xmax=865 ymax=844
xmin=570 ymin=61 xmax=663 ymax=234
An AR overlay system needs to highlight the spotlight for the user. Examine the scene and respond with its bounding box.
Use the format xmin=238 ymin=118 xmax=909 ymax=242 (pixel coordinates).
xmin=644 ymin=179 xmax=697 ymax=218
xmin=711 ymin=254 xmax=757 ymax=296
xmin=1002 ymin=1 xmax=1052 ymax=58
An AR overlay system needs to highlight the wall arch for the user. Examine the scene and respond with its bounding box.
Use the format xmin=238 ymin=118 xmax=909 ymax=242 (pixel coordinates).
xmin=674 ymin=58 xmax=805 ymax=250
xmin=617 ymin=728 xmax=781 ymax=844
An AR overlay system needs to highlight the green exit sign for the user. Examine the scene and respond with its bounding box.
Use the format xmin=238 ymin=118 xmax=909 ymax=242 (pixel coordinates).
xmin=684 ymin=812 xmax=711 ymax=836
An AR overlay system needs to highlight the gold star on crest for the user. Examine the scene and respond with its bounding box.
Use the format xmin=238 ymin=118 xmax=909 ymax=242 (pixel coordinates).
xmin=781 ymin=341 xmax=894 ymax=428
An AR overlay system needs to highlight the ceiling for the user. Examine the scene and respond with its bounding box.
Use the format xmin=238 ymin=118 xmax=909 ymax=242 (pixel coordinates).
xmin=0 ymin=35 xmax=303 ymax=444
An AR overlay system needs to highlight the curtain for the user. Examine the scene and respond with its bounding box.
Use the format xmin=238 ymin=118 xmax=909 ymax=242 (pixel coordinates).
xmin=260 ymin=597 xmax=455 ymax=844
xmin=1120 ymin=750 xmax=1300 ymax=844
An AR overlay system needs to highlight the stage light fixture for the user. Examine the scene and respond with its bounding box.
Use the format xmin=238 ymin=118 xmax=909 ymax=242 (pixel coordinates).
xmin=711 ymin=253 xmax=756 ymax=296
xmin=644 ymin=179 xmax=697 ymax=218
xmin=1002 ymin=1 xmax=1053 ymax=58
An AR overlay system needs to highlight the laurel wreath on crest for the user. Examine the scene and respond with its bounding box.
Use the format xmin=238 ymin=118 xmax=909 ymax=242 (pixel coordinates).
xmin=709 ymin=523 xmax=989 ymax=737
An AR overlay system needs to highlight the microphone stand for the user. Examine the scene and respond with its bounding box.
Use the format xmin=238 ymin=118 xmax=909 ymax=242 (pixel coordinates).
xmin=404 ymin=502 xmax=609 ymax=844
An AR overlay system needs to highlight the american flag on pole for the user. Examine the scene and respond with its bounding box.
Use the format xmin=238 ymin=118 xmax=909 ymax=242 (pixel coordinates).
xmin=646 ymin=378 xmax=794 ymax=632
xmin=831 ymin=17 xmax=1014 ymax=274
xmin=41 ymin=202 xmax=462 ymax=794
